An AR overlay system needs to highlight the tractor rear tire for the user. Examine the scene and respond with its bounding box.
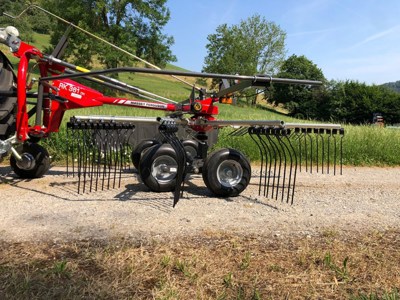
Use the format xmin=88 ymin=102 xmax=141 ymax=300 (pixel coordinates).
xmin=202 ymin=148 xmax=251 ymax=197
xmin=0 ymin=51 xmax=16 ymax=144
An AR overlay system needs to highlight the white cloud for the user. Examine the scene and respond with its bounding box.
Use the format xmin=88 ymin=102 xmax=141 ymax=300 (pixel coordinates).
xmin=348 ymin=25 xmax=400 ymax=50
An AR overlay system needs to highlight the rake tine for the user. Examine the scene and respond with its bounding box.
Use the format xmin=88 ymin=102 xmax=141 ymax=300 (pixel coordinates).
xmin=229 ymin=126 xmax=248 ymax=137
xmin=78 ymin=125 xmax=84 ymax=193
xmin=89 ymin=130 xmax=95 ymax=193
xmin=303 ymin=129 xmax=308 ymax=173
xmin=265 ymin=130 xmax=281 ymax=200
xmin=327 ymin=129 xmax=331 ymax=174
xmin=107 ymin=125 xmax=113 ymax=190
xmin=333 ymin=129 xmax=337 ymax=175
xmin=99 ymin=124 xmax=105 ymax=191
xmin=276 ymin=130 xmax=289 ymax=202
xmin=307 ymin=129 xmax=313 ymax=174
xmin=111 ymin=125 xmax=117 ymax=189
xmin=319 ymin=130 xmax=325 ymax=174
xmin=88 ymin=124 xmax=97 ymax=193
xmin=296 ymin=129 xmax=303 ymax=173
xmin=314 ymin=128 xmax=319 ymax=173
xmin=248 ymin=127 xmax=264 ymax=196
xmin=340 ymin=129 xmax=344 ymax=175
xmin=94 ymin=126 xmax=101 ymax=192
xmin=252 ymin=127 xmax=272 ymax=198
xmin=264 ymin=129 xmax=278 ymax=199
xmin=258 ymin=130 xmax=273 ymax=198
xmin=284 ymin=134 xmax=298 ymax=204
xmin=70 ymin=127 xmax=74 ymax=177
xmin=114 ymin=128 xmax=125 ymax=188
xmin=66 ymin=124 xmax=70 ymax=177
xmin=82 ymin=124 xmax=91 ymax=193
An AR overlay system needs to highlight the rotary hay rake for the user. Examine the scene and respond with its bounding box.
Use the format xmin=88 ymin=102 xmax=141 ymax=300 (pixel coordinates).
xmin=0 ymin=8 xmax=344 ymax=207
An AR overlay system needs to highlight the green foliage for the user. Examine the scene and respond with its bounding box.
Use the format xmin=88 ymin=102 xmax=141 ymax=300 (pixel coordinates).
xmin=271 ymin=54 xmax=326 ymax=119
xmin=45 ymin=0 xmax=175 ymax=69
xmin=326 ymin=80 xmax=400 ymax=124
xmin=0 ymin=1 xmax=51 ymax=39
xmin=203 ymin=14 xmax=286 ymax=84
xmin=272 ymin=55 xmax=400 ymax=124
xmin=0 ymin=1 xmax=33 ymax=43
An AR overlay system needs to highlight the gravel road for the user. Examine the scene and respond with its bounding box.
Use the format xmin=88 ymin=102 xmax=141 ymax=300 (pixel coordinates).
xmin=0 ymin=165 xmax=399 ymax=242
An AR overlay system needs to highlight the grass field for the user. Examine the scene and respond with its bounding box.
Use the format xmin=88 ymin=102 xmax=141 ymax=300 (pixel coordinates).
xmin=1 ymin=230 xmax=399 ymax=299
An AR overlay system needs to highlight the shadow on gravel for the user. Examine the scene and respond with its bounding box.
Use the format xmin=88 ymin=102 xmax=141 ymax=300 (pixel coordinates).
xmin=1 ymin=165 xmax=281 ymax=212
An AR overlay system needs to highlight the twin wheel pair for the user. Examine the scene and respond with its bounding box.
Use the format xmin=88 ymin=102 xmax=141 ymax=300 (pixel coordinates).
xmin=131 ymin=139 xmax=252 ymax=197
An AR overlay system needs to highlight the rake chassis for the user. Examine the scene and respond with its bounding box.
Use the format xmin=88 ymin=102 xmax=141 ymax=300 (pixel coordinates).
xmin=0 ymin=21 xmax=344 ymax=206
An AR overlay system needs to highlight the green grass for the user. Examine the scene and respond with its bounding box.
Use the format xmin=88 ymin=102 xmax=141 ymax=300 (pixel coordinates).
xmin=42 ymin=102 xmax=400 ymax=166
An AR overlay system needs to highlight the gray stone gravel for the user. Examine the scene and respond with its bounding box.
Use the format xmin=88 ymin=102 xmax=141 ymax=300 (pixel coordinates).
xmin=0 ymin=165 xmax=399 ymax=242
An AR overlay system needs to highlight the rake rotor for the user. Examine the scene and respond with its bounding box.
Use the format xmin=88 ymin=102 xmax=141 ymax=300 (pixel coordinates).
xmin=230 ymin=123 xmax=344 ymax=204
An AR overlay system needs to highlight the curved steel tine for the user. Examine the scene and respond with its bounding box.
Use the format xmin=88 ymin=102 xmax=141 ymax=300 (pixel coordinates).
xmin=284 ymin=135 xmax=298 ymax=204
xmin=266 ymin=130 xmax=282 ymax=200
xmin=275 ymin=131 xmax=288 ymax=202
xmin=248 ymin=127 xmax=264 ymax=196
xmin=258 ymin=129 xmax=273 ymax=198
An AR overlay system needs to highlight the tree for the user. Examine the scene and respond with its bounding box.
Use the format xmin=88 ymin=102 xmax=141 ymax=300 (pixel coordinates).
xmin=203 ymin=14 xmax=286 ymax=104
xmin=45 ymin=0 xmax=176 ymax=69
xmin=0 ymin=1 xmax=52 ymax=37
xmin=271 ymin=54 xmax=326 ymax=119
xmin=327 ymin=80 xmax=400 ymax=124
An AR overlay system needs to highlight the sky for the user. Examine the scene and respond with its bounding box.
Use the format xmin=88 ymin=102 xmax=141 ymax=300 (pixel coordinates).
xmin=164 ymin=0 xmax=400 ymax=85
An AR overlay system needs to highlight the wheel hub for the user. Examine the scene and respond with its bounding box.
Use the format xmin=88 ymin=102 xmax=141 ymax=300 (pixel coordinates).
xmin=216 ymin=160 xmax=243 ymax=188
xmin=151 ymin=155 xmax=178 ymax=183
xmin=16 ymin=153 xmax=36 ymax=170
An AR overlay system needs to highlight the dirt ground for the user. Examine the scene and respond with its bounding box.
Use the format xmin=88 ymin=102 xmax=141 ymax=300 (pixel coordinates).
xmin=0 ymin=165 xmax=399 ymax=242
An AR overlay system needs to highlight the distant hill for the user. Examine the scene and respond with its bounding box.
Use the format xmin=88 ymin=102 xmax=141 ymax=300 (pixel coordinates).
xmin=382 ymin=81 xmax=400 ymax=93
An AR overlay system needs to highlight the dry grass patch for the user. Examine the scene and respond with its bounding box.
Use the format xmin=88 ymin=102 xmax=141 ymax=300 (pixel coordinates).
xmin=0 ymin=230 xmax=399 ymax=299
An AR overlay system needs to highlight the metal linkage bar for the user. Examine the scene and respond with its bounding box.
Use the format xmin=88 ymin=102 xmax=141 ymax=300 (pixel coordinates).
xmin=194 ymin=119 xmax=285 ymax=128
xmin=66 ymin=117 xmax=135 ymax=194
xmin=40 ymin=67 xmax=323 ymax=88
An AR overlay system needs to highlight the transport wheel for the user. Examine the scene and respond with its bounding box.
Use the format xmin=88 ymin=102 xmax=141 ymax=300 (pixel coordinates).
xmin=131 ymin=139 xmax=160 ymax=169
xmin=202 ymin=148 xmax=251 ymax=197
xmin=10 ymin=143 xmax=51 ymax=178
xmin=0 ymin=51 xmax=16 ymax=143
xmin=182 ymin=139 xmax=198 ymax=162
xmin=138 ymin=143 xmax=178 ymax=192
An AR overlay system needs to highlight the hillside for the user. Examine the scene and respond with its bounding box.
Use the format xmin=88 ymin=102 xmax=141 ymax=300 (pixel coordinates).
xmin=382 ymin=80 xmax=400 ymax=93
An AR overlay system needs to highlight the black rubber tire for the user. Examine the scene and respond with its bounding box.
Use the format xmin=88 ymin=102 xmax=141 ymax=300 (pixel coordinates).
xmin=131 ymin=139 xmax=160 ymax=169
xmin=138 ymin=143 xmax=178 ymax=192
xmin=182 ymin=139 xmax=198 ymax=162
xmin=0 ymin=51 xmax=16 ymax=142
xmin=10 ymin=143 xmax=51 ymax=178
xmin=202 ymin=148 xmax=251 ymax=197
